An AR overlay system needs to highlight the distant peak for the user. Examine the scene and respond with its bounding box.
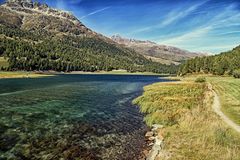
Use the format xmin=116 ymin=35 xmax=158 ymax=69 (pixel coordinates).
xmin=7 ymin=0 xmax=32 ymax=2
xmin=6 ymin=0 xmax=34 ymax=8
xmin=111 ymin=34 xmax=157 ymax=45
xmin=3 ymin=0 xmax=81 ymax=23
xmin=111 ymin=34 xmax=123 ymax=40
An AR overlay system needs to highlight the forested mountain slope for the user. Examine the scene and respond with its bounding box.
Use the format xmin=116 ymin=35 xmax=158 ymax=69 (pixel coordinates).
xmin=179 ymin=45 xmax=240 ymax=77
xmin=0 ymin=0 xmax=178 ymax=73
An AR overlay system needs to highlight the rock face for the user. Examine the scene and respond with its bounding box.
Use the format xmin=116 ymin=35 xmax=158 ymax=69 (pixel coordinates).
xmin=111 ymin=35 xmax=204 ymax=65
xmin=5 ymin=0 xmax=72 ymax=21
xmin=1 ymin=0 xmax=97 ymax=36
xmin=112 ymin=35 xmax=156 ymax=46
xmin=7 ymin=0 xmax=33 ymax=8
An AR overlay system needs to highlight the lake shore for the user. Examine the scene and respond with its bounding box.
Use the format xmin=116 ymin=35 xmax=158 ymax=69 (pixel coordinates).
xmin=135 ymin=75 xmax=240 ymax=159
xmin=0 ymin=71 xmax=55 ymax=79
xmin=0 ymin=70 xmax=173 ymax=79
xmin=67 ymin=70 xmax=172 ymax=76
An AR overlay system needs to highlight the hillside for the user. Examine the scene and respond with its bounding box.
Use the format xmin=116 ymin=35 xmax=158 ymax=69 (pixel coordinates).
xmin=111 ymin=35 xmax=202 ymax=65
xmin=179 ymin=45 xmax=240 ymax=76
xmin=0 ymin=0 xmax=178 ymax=73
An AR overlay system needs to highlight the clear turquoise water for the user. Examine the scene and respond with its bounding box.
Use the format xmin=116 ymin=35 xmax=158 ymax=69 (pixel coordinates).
xmin=0 ymin=74 xmax=167 ymax=160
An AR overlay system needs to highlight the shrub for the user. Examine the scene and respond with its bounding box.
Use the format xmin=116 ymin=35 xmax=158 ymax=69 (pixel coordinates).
xmin=233 ymin=69 xmax=240 ymax=78
xmin=214 ymin=128 xmax=234 ymax=146
xmin=195 ymin=77 xmax=206 ymax=83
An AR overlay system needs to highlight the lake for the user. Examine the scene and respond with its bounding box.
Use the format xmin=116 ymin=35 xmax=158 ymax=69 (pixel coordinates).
xmin=0 ymin=74 xmax=169 ymax=160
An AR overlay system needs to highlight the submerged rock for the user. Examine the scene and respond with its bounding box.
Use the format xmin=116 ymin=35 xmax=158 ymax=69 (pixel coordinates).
xmin=148 ymin=136 xmax=155 ymax=141
xmin=145 ymin=131 xmax=154 ymax=137
xmin=145 ymin=124 xmax=165 ymax=160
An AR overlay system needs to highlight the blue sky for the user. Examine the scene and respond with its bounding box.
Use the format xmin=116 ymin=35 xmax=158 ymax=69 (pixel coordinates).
xmin=3 ymin=0 xmax=240 ymax=54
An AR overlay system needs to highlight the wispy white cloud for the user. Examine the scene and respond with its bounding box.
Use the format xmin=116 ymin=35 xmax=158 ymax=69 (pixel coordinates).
xmin=192 ymin=44 xmax=239 ymax=55
xmin=160 ymin=0 xmax=209 ymax=27
xmin=157 ymin=3 xmax=240 ymax=53
xmin=199 ymin=44 xmax=238 ymax=50
xmin=217 ymin=31 xmax=240 ymax=36
xmin=129 ymin=0 xmax=209 ymax=35
xmin=160 ymin=26 xmax=212 ymax=45
xmin=80 ymin=7 xmax=111 ymax=19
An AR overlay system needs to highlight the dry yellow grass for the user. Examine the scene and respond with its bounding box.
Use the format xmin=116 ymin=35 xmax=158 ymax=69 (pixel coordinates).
xmin=0 ymin=71 xmax=54 ymax=79
xmin=69 ymin=70 xmax=166 ymax=76
xmin=134 ymin=77 xmax=240 ymax=160
xmin=207 ymin=76 xmax=240 ymax=125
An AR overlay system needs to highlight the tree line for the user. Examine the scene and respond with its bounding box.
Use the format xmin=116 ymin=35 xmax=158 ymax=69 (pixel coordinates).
xmin=178 ymin=45 xmax=240 ymax=78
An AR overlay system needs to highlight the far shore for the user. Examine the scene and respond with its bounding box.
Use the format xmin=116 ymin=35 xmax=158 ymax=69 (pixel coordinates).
xmin=0 ymin=70 xmax=174 ymax=79
xmin=67 ymin=70 xmax=173 ymax=76
xmin=0 ymin=71 xmax=55 ymax=79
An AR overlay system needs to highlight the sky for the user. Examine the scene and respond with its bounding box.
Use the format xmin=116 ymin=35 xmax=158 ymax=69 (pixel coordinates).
xmin=2 ymin=0 xmax=240 ymax=54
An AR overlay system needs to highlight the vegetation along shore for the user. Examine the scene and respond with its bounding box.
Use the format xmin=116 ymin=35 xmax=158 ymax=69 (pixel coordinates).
xmin=0 ymin=71 xmax=54 ymax=79
xmin=134 ymin=75 xmax=240 ymax=159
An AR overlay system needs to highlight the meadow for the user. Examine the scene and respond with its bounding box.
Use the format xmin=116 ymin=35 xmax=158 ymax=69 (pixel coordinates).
xmin=134 ymin=76 xmax=240 ymax=159
xmin=0 ymin=71 xmax=53 ymax=79
xmin=69 ymin=70 xmax=169 ymax=76
xmin=207 ymin=76 xmax=240 ymax=125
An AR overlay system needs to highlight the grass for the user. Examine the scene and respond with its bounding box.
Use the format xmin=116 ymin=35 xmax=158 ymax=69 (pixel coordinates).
xmin=207 ymin=76 xmax=240 ymax=125
xmin=195 ymin=76 xmax=206 ymax=83
xmin=133 ymin=82 xmax=205 ymax=126
xmin=133 ymin=76 xmax=240 ymax=159
xmin=69 ymin=70 xmax=170 ymax=76
xmin=0 ymin=71 xmax=54 ymax=79
xmin=0 ymin=57 xmax=9 ymax=68
xmin=0 ymin=69 xmax=168 ymax=79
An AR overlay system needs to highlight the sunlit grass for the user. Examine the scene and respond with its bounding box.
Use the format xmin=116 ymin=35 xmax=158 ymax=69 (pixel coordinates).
xmin=0 ymin=71 xmax=54 ymax=79
xmin=69 ymin=70 xmax=169 ymax=76
xmin=133 ymin=76 xmax=240 ymax=159
xmin=133 ymin=82 xmax=205 ymax=126
xmin=207 ymin=76 xmax=240 ymax=125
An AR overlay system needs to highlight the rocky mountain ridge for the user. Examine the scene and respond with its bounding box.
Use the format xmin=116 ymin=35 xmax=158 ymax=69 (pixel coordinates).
xmin=111 ymin=35 xmax=156 ymax=46
xmin=111 ymin=35 xmax=203 ymax=65
xmin=1 ymin=0 xmax=97 ymax=36
xmin=5 ymin=0 xmax=78 ymax=23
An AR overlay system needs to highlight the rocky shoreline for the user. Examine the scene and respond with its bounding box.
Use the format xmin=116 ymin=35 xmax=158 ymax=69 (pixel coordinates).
xmin=144 ymin=124 xmax=168 ymax=160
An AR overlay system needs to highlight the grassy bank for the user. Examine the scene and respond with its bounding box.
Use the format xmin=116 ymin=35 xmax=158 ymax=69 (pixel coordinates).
xmin=207 ymin=76 xmax=240 ymax=125
xmin=0 ymin=71 xmax=54 ymax=79
xmin=69 ymin=70 xmax=170 ymax=76
xmin=0 ymin=70 xmax=169 ymax=79
xmin=134 ymin=77 xmax=240 ymax=159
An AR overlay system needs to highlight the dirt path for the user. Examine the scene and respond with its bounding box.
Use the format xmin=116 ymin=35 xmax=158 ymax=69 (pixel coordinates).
xmin=209 ymin=83 xmax=240 ymax=133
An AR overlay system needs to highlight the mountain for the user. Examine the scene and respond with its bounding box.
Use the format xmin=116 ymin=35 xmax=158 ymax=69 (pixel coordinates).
xmin=1 ymin=0 xmax=95 ymax=35
xmin=0 ymin=0 xmax=178 ymax=73
xmin=179 ymin=45 xmax=240 ymax=76
xmin=111 ymin=35 xmax=203 ymax=65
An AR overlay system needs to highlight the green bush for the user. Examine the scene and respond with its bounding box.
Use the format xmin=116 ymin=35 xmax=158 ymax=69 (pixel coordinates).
xmin=233 ymin=69 xmax=240 ymax=78
xmin=195 ymin=77 xmax=206 ymax=83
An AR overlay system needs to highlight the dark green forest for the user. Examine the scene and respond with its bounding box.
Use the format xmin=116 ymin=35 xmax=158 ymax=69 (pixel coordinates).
xmin=179 ymin=45 xmax=240 ymax=77
xmin=0 ymin=25 xmax=178 ymax=73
